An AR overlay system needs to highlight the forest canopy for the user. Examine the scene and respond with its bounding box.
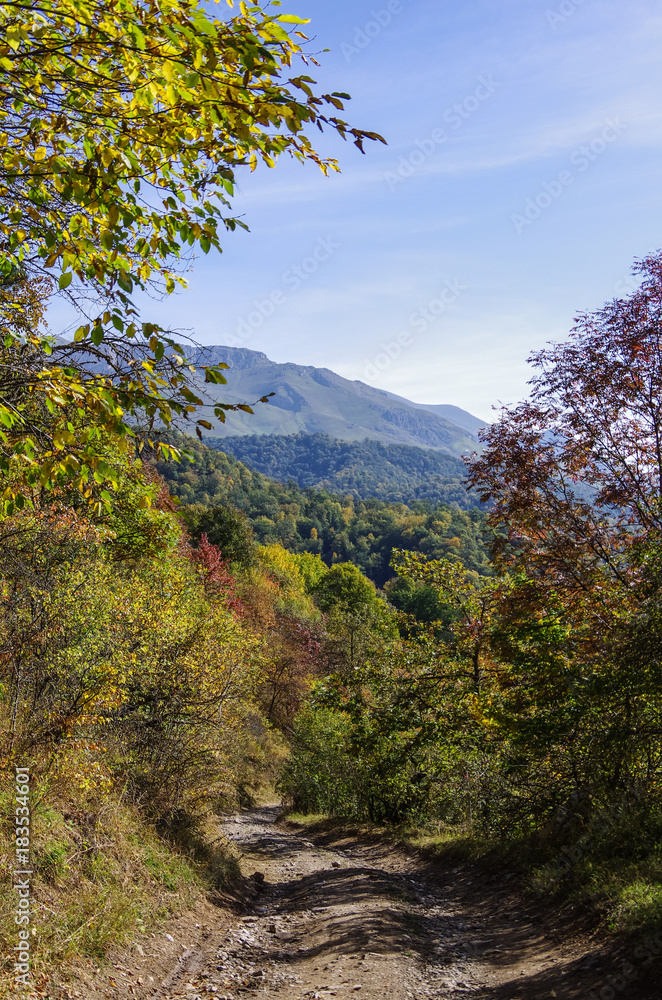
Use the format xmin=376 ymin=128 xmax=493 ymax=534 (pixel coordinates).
xmin=210 ymin=432 xmax=478 ymax=509
xmin=156 ymin=433 xmax=491 ymax=587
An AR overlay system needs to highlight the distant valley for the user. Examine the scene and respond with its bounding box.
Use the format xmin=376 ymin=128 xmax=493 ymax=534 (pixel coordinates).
xmin=156 ymin=433 xmax=490 ymax=586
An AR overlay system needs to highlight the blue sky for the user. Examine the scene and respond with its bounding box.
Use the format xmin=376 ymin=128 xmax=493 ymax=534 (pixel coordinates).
xmin=54 ymin=0 xmax=662 ymax=420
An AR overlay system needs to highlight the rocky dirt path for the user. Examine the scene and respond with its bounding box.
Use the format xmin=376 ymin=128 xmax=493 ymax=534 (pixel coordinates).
xmin=64 ymin=806 xmax=662 ymax=1000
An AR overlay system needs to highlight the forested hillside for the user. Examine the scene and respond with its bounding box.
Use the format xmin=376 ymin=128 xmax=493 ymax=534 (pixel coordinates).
xmin=156 ymin=434 xmax=490 ymax=586
xmin=210 ymin=432 xmax=478 ymax=508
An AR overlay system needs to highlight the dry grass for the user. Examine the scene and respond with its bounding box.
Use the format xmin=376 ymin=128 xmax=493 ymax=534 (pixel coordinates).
xmin=0 ymin=777 xmax=239 ymax=997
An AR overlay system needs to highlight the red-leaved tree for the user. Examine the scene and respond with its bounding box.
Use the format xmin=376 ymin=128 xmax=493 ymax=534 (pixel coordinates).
xmin=469 ymin=251 xmax=662 ymax=595
xmin=190 ymin=533 xmax=246 ymax=617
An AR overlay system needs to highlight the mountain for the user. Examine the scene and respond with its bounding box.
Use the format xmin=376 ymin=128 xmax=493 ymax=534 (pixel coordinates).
xmin=209 ymin=432 xmax=479 ymax=509
xmin=379 ymin=392 xmax=487 ymax=438
xmin=188 ymin=346 xmax=485 ymax=456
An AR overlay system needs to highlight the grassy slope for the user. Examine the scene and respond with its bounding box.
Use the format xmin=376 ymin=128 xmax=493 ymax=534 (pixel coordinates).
xmin=0 ymin=781 xmax=238 ymax=994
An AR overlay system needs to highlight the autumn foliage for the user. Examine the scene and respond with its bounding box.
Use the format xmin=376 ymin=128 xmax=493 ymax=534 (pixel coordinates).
xmin=4 ymin=254 xmax=662 ymax=978
xmin=283 ymin=256 xmax=662 ymax=869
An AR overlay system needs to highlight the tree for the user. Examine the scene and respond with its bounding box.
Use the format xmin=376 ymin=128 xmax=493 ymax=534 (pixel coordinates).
xmin=291 ymin=551 xmax=328 ymax=591
xmin=384 ymin=575 xmax=449 ymax=625
xmin=0 ymin=0 xmax=384 ymax=506
xmin=465 ymin=253 xmax=662 ymax=817
xmin=313 ymin=561 xmax=379 ymax=615
xmin=183 ymin=501 xmax=257 ymax=567
xmin=468 ymin=251 xmax=662 ymax=599
xmin=391 ymin=550 xmax=498 ymax=693
xmin=190 ymin=531 xmax=246 ymax=617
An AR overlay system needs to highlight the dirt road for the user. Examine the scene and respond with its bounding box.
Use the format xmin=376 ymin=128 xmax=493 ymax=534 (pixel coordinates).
xmin=65 ymin=807 xmax=661 ymax=1000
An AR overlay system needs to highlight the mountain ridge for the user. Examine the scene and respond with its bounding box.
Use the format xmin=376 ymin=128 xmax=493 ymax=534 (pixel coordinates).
xmin=188 ymin=345 xmax=486 ymax=456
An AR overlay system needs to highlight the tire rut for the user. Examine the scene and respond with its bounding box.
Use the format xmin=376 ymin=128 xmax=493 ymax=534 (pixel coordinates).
xmin=62 ymin=806 xmax=662 ymax=1000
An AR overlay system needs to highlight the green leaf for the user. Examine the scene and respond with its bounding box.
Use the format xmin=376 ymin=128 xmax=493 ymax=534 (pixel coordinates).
xmin=0 ymin=0 xmax=384 ymax=511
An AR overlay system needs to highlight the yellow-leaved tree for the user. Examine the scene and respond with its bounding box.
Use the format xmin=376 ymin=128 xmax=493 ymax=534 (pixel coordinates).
xmin=0 ymin=0 xmax=383 ymax=510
